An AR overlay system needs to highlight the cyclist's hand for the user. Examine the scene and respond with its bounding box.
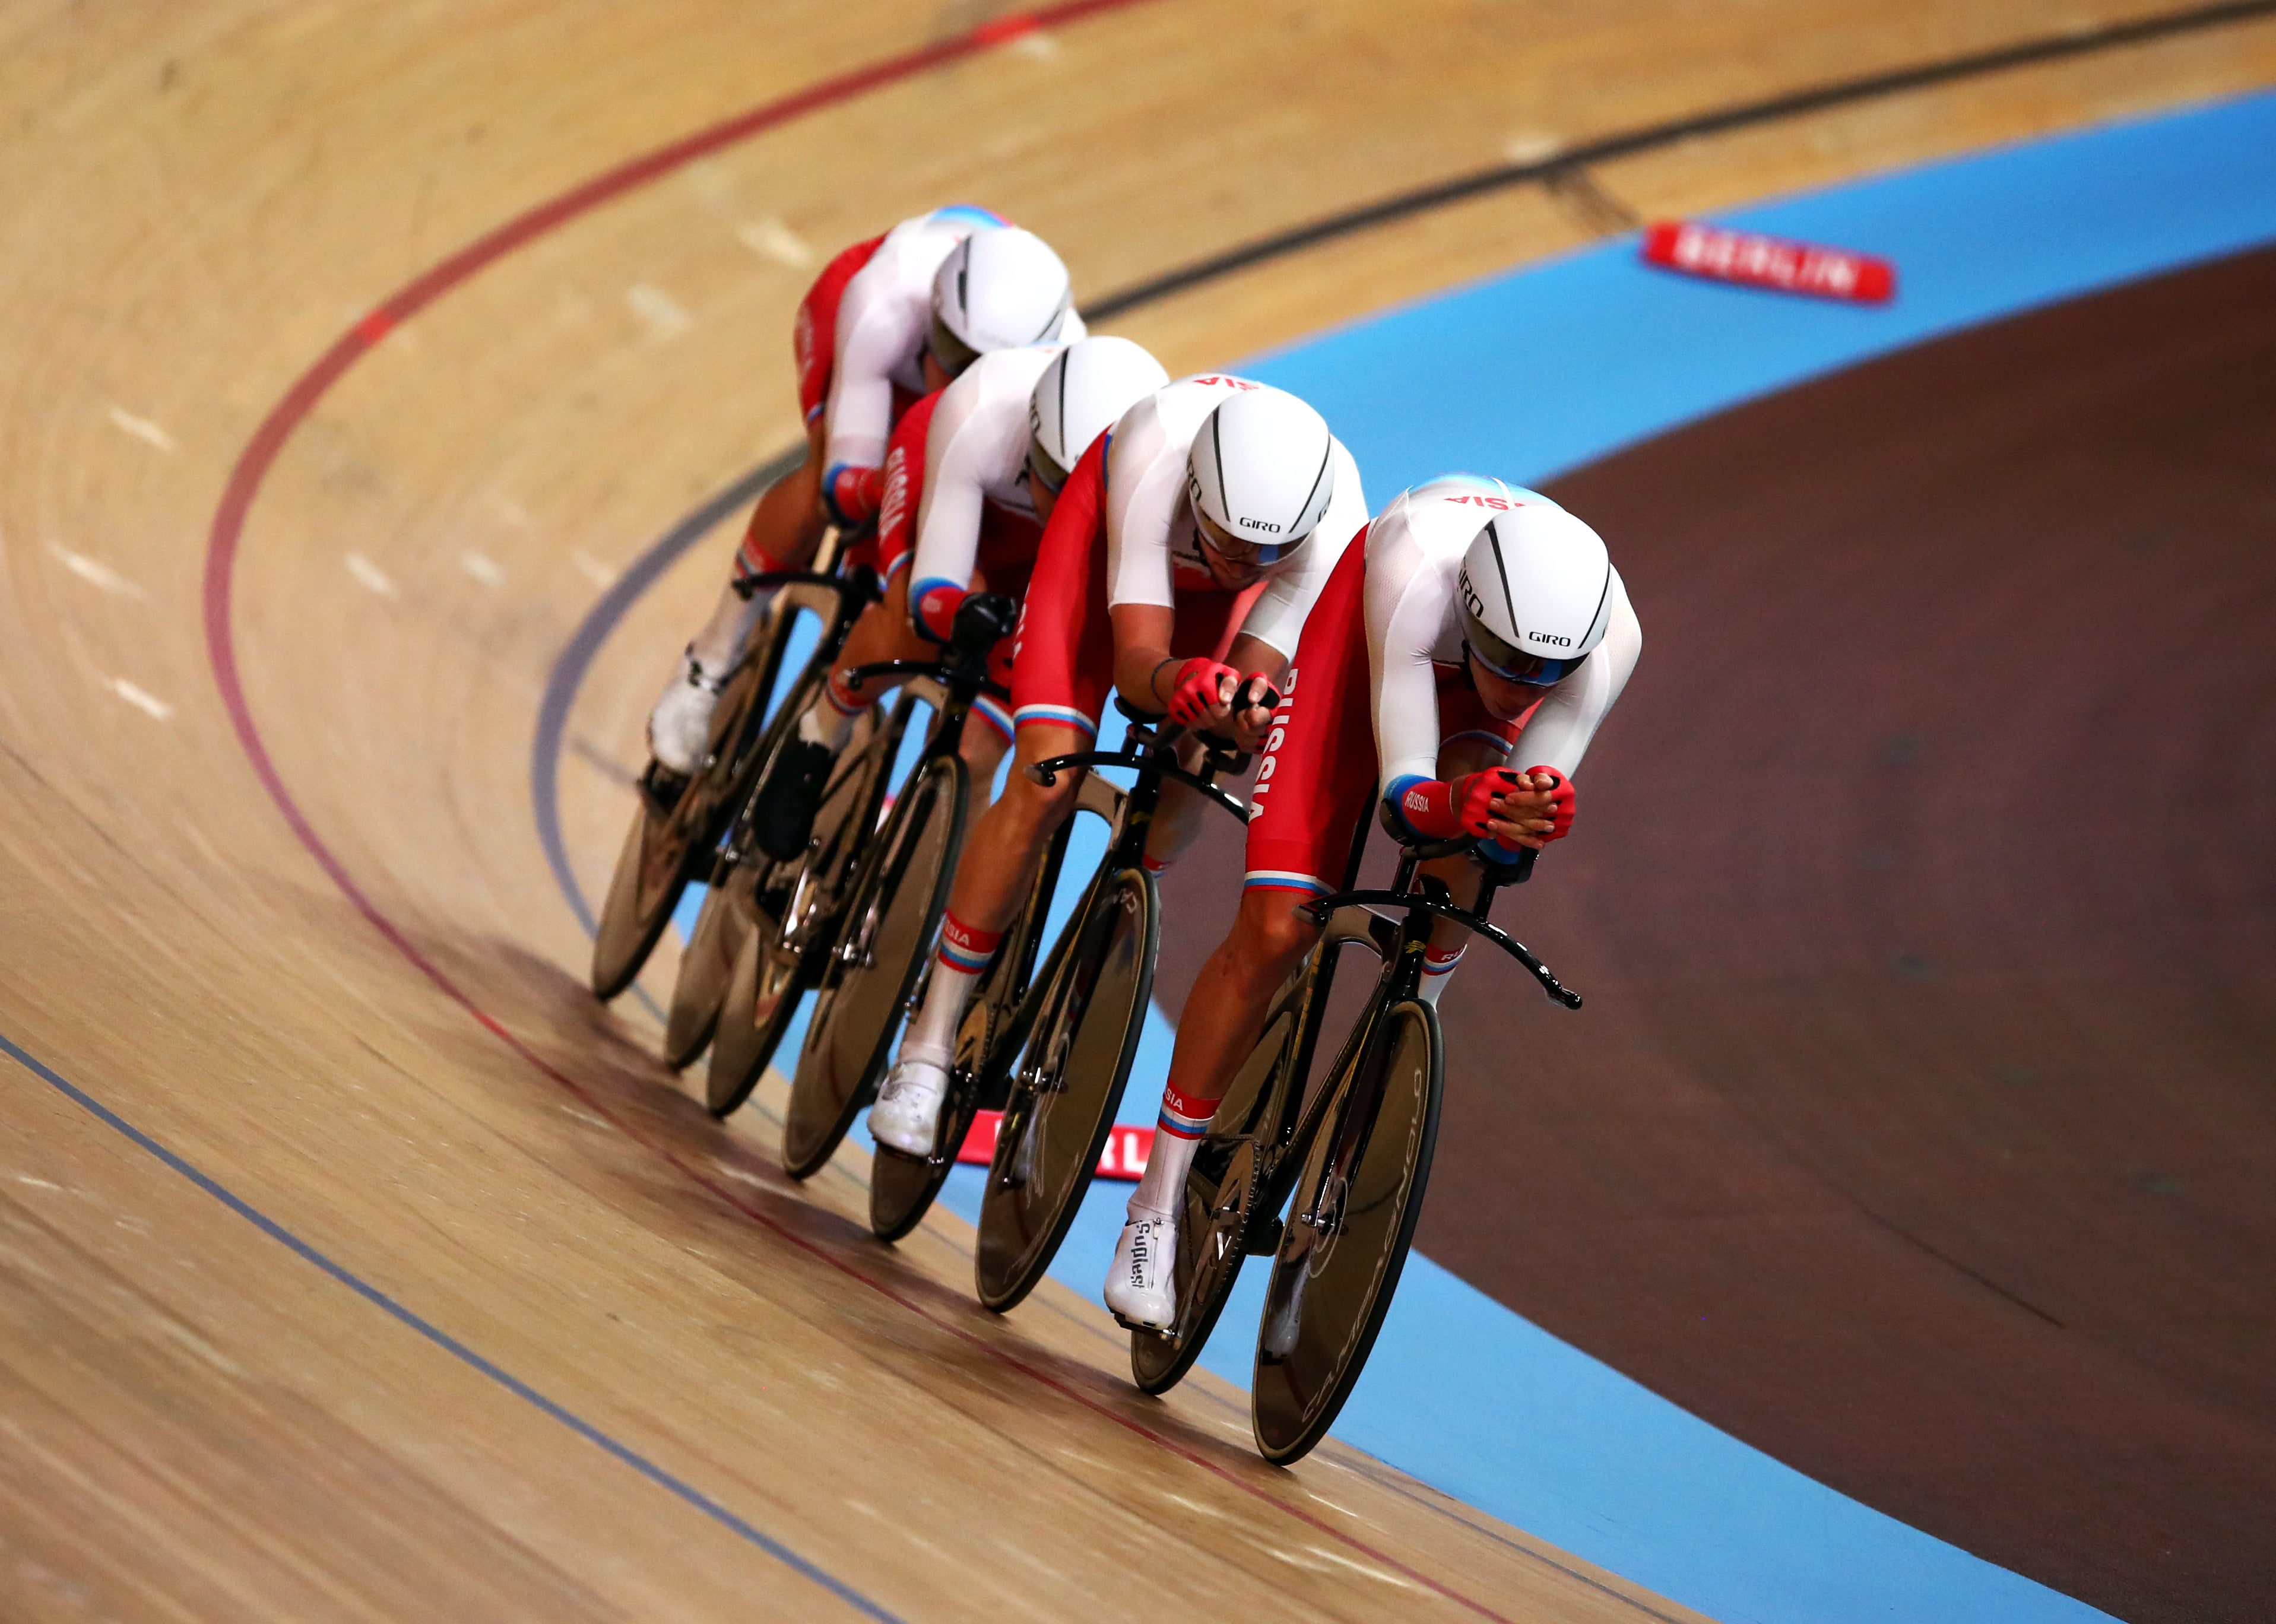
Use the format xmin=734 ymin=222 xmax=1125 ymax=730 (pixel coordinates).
xmin=1166 ymin=658 xmax=1240 ymax=729
xmin=1229 ymin=675 xmax=1278 ymax=751
xmin=1483 ymin=766 xmax=1574 ymax=849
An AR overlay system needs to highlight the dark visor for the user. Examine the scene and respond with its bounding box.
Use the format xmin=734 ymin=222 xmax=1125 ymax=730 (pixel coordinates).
xmin=1025 ymin=438 xmax=1069 ymax=496
xmin=926 ymin=312 xmax=983 ymax=378
xmin=1461 ymin=603 xmax=1586 ymax=687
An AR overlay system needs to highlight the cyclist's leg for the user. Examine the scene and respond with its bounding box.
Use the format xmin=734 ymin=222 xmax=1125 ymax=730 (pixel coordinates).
xmin=1127 ymin=545 xmax=1371 ymax=1216
xmin=649 ymin=418 xmax=828 ymax=776
xmin=879 ymin=508 xmax=1108 ymax=1137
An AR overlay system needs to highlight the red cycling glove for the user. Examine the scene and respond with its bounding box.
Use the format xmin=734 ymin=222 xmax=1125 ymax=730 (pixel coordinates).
xmin=1396 ymin=769 xmax=1523 ymax=840
xmin=1521 ymin=765 xmax=1577 ymax=842
xmin=1394 ymin=767 xmax=1575 ymax=842
xmin=823 ymin=463 xmax=885 ymax=529
xmin=1166 ymin=658 xmax=1240 ymax=727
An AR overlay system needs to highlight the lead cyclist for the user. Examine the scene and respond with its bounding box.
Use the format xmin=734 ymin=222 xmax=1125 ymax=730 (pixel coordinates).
xmin=1106 ymin=474 xmax=1643 ymax=1329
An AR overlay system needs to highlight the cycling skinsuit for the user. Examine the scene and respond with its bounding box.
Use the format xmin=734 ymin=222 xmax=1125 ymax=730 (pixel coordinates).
xmin=1009 ymin=375 xmax=1368 ymax=741
xmin=874 ymin=344 xmax=1065 ymax=740
xmin=1244 ymin=477 xmax=1641 ymax=896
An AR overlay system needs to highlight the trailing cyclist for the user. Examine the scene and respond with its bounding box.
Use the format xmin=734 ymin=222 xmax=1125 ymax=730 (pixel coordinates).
xmin=744 ymin=335 xmax=1171 ymax=860
xmin=644 ymin=208 xmax=1083 ymax=789
xmin=1105 ymin=474 xmax=1641 ymax=1328
xmin=868 ymin=375 xmax=1371 ymax=1156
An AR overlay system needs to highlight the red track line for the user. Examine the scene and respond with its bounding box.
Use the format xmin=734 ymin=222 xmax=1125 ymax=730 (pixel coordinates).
xmin=198 ymin=12 xmax=1523 ymax=1622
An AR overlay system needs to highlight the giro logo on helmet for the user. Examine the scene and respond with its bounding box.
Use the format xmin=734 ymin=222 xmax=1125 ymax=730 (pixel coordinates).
xmin=1240 ymin=517 xmax=1282 ymax=532
xmin=1458 ymin=570 xmax=1487 ymax=618
xmin=1533 ymin=631 xmax=1574 ymax=646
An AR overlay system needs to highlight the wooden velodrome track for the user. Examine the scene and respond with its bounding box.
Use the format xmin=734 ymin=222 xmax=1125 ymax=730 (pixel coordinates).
xmin=2 ymin=2 xmax=2272 ymax=1617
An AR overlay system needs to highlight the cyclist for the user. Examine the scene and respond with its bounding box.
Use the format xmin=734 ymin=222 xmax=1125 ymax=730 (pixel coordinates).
xmin=747 ymin=335 xmax=1172 ymax=858
xmin=645 ymin=209 xmax=1083 ymax=786
xmin=868 ymin=377 xmax=1370 ymax=1156
xmin=1105 ymin=474 xmax=1641 ymax=1327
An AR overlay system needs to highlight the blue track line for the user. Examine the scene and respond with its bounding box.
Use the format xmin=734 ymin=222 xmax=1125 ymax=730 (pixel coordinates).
xmin=0 ymin=1029 xmax=905 ymax=1624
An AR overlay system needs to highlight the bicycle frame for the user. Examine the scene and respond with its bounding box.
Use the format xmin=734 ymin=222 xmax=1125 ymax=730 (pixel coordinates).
xmin=1240 ymin=838 xmax=1581 ymax=1260
xmin=975 ymin=705 xmax=1249 ymax=1097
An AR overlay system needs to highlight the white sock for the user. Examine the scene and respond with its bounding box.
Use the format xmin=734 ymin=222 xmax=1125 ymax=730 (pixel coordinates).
xmin=795 ymin=673 xmax=866 ymax=750
xmin=1131 ymin=1075 xmax=1215 ymax=1211
xmin=1419 ymin=944 xmax=1465 ymax=1008
xmin=690 ymin=576 xmax=768 ymax=673
xmin=898 ymin=911 xmax=1000 ymax=1068
xmin=1131 ymin=1128 xmax=1199 ymax=1217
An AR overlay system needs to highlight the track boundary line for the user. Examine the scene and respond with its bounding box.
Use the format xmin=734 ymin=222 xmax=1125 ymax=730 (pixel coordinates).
xmin=0 ymin=1030 xmax=906 ymax=1623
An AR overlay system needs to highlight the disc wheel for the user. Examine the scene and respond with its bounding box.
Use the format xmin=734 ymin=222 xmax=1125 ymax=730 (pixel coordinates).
xmin=588 ymin=611 xmax=797 ymax=1000
xmin=782 ymin=755 xmax=967 ymax=1180
xmin=1130 ymin=995 xmax=1302 ymax=1395
xmin=705 ymin=716 xmax=894 ymax=1118
xmin=1250 ymin=1000 xmax=1443 ymax=1466
xmin=973 ymin=867 xmax=1156 ymax=1314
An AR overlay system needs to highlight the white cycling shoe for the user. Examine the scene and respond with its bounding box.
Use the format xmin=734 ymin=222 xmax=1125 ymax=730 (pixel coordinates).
xmin=1104 ymin=1207 xmax=1179 ymax=1330
xmin=646 ymin=645 xmax=725 ymax=777
xmin=869 ymin=1057 xmax=950 ymax=1156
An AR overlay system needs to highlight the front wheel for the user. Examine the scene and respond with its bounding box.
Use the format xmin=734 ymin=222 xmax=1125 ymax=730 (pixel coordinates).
xmin=781 ymin=754 xmax=966 ymax=1180
xmin=1250 ymin=1000 xmax=1443 ymax=1466
xmin=974 ymin=867 xmax=1156 ymax=1314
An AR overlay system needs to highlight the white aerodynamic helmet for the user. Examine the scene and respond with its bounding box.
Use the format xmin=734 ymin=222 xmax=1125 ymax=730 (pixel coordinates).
xmin=1027 ymin=336 xmax=1170 ymax=492
xmin=1185 ymin=386 xmax=1336 ymax=565
xmin=1456 ymin=500 xmax=1615 ymax=687
xmin=928 ymin=226 xmax=1074 ymax=375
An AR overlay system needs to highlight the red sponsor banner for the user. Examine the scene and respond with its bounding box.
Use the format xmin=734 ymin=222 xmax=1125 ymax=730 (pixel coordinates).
xmin=1641 ymin=220 xmax=1894 ymax=303
xmin=955 ymin=1109 xmax=1152 ymax=1180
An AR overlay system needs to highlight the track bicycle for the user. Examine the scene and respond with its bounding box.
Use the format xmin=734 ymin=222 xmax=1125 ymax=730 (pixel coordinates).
xmin=592 ymin=525 xmax=876 ymax=1005
xmin=766 ymin=595 xmax=1020 ymax=1178
xmin=967 ymin=695 xmax=1263 ymax=1311
xmin=1124 ymin=812 xmax=1581 ymax=1466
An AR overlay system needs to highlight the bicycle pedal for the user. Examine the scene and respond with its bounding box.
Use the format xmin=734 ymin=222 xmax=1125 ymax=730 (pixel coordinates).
xmin=638 ymin=762 xmax=689 ymax=818
xmin=1110 ymin=1312 xmax=1177 ymax=1341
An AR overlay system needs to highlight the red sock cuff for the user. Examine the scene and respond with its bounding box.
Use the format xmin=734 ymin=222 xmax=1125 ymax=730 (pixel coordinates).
xmin=936 ymin=911 xmax=1002 ymax=974
xmin=823 ymin=670 xmax=871 ymax=717
xmin=1161 ymin=1077 xmax=1221 ymax=1126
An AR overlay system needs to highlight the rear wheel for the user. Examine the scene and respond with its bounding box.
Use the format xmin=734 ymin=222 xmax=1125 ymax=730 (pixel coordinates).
xmin=974 ymin=867 xmax=1156 ymax=1313
xmin=782 ymin=755 xmax=967 ymax=1179
xmin=1250 ymin=1000 xmax=1443 ymax=1465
